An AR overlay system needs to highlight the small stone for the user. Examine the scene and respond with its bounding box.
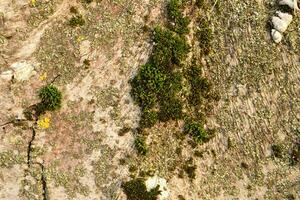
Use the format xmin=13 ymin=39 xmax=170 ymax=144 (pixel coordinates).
xmin=272 ymin=12 xmax=293 ymax=33
xmin=0 ymin=70 xmax=13 ymax=81
xmin=279 ymin=0 xmax=299 ymax=10
xmin=10 ymin=61 xmax=36 ymax=81
xmin=271 ymin=29 xmax=283 ymax=43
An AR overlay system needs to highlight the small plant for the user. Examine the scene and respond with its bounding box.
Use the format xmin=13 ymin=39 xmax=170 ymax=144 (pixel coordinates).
xmin=122 ymin=178 xmax=161 ymax=200
xmin=184 ymin=122 xmax=209 ymax=143
xmin=134 ymin=137 xmax=148 ymax=155
xmin=69 ymin=14 xmax=85 ymax=27
xmin=38 ymin=85 xmax=62 ymax=113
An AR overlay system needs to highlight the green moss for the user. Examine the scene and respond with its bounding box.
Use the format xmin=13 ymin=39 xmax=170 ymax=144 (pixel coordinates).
xmin=69 ymin=14 xmax=85 ymax=27
xmin=82 ymin=0 xmax=93 ymax=3
xmin=131 ymin=62 xmax=166 ymax=109
xmin=271 ymin=144 xmax=283 ymax=158
xmin=159 ymin=97 xmax=183 ymax=122
xmin=195 ymin=0 xmax=205 ymax=8
xmin=37 ymin=85 xmax=62 ymax=114
xmin=122 ymin=178 xmax=161 ymax=200
xmin=187 ymin=65 xmax=211 ymax=106
xmin=152 ymin=27 xmax=190 ymax=68
xmin=167 ymin=0 xmax=190 ymax=35
xmin=290 ymin=143 xmax=300 ymax=165
xmin=184 ymin=164 xmax=197 ymax=179
xmin=140 ymin=109 xmax=158 ymax=128
xmin=134 ymin=137 xmax=148 ymax=156
xmin=69 ymin=6 xmax=78 ymax=14
xmin=184 ymin=122 xmax=210 ymax=143
xmin=196 ymin=19 xmax=213 ymax=55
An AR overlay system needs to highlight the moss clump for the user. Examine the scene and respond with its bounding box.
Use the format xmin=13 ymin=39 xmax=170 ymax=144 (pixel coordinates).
xmin=184 ymin=122 xmax=210 ymax=143
xmin=37 ymin=85 xmax=62 ymax=113
xmin=82 ymin=0 xmax=93 ymax=3
xmin=140 ymin=109 xmax=158 ymax=128
xmin=69 ymin=6 xmax=78 ymax=14
xmin=167 ymin=0 xmax=190 ymax=35
xmin=122 ymin=178 xmax=161 ymax=200
xmin=187 ymin=65 xmax=211 ymax=106
xmin=271 ymin=144 xmax=283 ymax=158
xmin=131 ymin=62 xmax=166 ymax=109
xmin=184 ymin=164 xmax=196 ymax=179
xmin=152 ymin=27 xmax=190 ymax=68
xmin=69 ymin=14 xmax=85 ymax=27
xmin=290 ymin=143 xmax=300 ymax=165
xmin=130 ymin=27 xmax=189 ymax=128
xmin=195 ymin=0 xmax=205 ymax=8
xmin=134 ymin=137 xmax=148 ymax=156
xmin=196 ymin=19 xmax=213 ymax=55
xmin=159 ymin=97 xmax=183 ymax=121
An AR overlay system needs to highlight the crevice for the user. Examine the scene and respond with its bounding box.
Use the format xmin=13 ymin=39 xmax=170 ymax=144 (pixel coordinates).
xmin=27 ymin=126 xmax=36 ymax=167
xmin=34 ymin=162 xmax=49 ymax=200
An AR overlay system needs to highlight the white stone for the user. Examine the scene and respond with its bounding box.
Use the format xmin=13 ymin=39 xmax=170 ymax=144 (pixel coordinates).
xmin=10 ymin=61 xmax=36 ymax=81
xmin=145 ymin=175 xmax=169 ymax=199
xmin=271 ymin=29 xmax=283 ymax=43
xmin=279 ymin=0 xmax=299 ymax=10
xmin=0 ymin=70 xmax=13 ymax=81
xmin=272 ymin=12 xmax=293 ymax=32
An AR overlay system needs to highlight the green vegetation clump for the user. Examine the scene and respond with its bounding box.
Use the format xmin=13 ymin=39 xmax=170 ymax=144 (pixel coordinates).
xmin=184 ymin=122 xmax=210 ymax=143
xmin=290 ymin=143 xmax=300 ymax=165
xmin=167 ymin=0 xmax=190 ymax=35
xmin=152 ymin=27 xmax=190 ymax=68
xmin=130 ymin=0 xmax=217 ymax=149
xmin=131 ymin=62 xmax=166 ymax=109
xmin=38 ymin=85 xmax=62 ymax=113
xmin=187 ymin=65 xmax=211 ymax=106
xmin=140 ymin=109 xmax=158 ymax=128
xmin=271 ymin=144 xmax=283 ymax=158
xmin=159 ymin=97 xmax=183 ymax=121
xmin=184 ymin=164 xmax=196 ymax=179
xmin=196 ymin=19 xmax=213 ymax=55
xmin=122 ymin=178 xmax=161 ymax=200
xmin=82 ymin=0 xmax=93 ymax=3
xmin=130 ymin=26 xmax=189 ymax=130
xmin=134 ymin=137 xmax=148 ymax=156
xmin=69 ymin=14 xmax=85 ymax=27
xmin=195 ymin=0 xmax=205 ymax=8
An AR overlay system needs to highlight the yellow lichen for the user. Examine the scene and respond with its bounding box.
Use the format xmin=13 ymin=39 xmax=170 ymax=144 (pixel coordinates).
xmin=37 ymin=117 xmax=51 ymax=129
xmin=30 ymin=0 xmax=37 ymax=7
xmin=77 ymin=35 xmax=86 ymax=43
xmin=39 ymin=72 xmax=47 ymax=81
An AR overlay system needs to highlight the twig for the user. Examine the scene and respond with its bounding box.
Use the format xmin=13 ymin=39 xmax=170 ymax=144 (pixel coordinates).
xmin=49 ymin=74 xmax=61 ymax=85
